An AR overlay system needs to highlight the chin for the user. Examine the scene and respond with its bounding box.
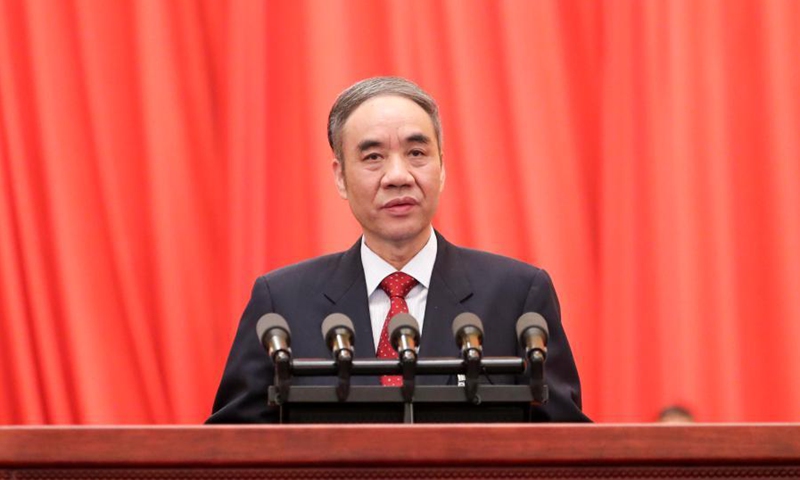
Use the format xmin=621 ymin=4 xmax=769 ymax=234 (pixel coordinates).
xmin=381 ymin=225 xmax=429 ymax=244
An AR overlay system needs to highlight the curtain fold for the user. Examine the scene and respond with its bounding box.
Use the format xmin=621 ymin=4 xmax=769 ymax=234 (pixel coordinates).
xmin=1 ymin=0 xmax=798 ymax=423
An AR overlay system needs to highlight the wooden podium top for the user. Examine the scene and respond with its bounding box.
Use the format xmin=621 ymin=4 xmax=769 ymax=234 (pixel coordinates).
xmin=2 ymin=423 xmax=800 ymax=467
xmin=0 ymin=424 xmax=800 ymax=480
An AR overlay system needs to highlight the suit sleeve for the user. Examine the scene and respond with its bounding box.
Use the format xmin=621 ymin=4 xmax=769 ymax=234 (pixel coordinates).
xmin=524 ymin=269 xmax=591 ymax=422
xmin=206 ymin=276 xmax=279 ymax=423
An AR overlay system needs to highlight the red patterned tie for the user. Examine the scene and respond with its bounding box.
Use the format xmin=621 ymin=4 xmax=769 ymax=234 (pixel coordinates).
xmin=377 ymin=272 xmax=419 ymax=386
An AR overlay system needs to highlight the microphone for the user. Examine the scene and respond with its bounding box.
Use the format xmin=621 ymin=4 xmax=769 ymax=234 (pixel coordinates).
xmin=516 ymin=312 xmax=549 ymax=405
xmin=255 ymin=313 xmax=292 ymax=363
xmin=451 ymin=312 xmax=484 ymax=360
xmin=388 ymin=313 xmax=420 ymax=402
xmin=388 ymin=313 xmax=420 ymax=362
xmin=516 ymin=312 xmax=549 ymax=362
xmin=321 ymin=313 xmax=355 ymax=362
xmin=321 ymin=313 xmax=356 ymax=401
xmin=452 ymin=312 xmax=484 ymax=403
xmin=255 ymin=313 xmax=292 ymax=402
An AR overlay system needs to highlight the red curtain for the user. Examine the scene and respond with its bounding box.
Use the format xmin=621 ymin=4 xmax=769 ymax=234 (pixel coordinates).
xmin=1 ymin=0 xmax=799 ymax=424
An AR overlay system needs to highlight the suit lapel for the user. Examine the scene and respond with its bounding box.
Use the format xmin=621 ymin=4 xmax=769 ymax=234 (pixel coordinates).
xmin=323 ymin=238 xmax=379 ymax=385
xmin=322 ymin=232 xmax=473 ymax=386
xmin=418 ymin=231 xmax=473 ymax=385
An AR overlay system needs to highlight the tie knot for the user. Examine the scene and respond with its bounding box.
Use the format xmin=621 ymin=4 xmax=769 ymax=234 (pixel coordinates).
xmin=379 ymin=272 xmax=418 ymax=299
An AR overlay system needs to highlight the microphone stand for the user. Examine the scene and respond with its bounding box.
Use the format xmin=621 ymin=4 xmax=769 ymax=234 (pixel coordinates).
xmin=527 ymin=350 xmax=548 ymax=405
xmin=270 ymin=356 xmax=536 ymax=423
xmin=463 ymin=349 xmax=481 ymax=404
xmin=335 ymin=349 xmax=353 ymax=402
xmin=287 ymin=357 xmax=524 ymax=378
xmin=273 ymin=351 xmax=292 ymax=404
xmin=399 ymin=350 xmax=417 ymax=403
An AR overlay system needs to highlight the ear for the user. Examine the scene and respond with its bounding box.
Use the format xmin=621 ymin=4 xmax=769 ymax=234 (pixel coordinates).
xmin=438 ymin=153 xmax=446 ymax=192
xmin=332 ymin=158 xmax=348 ymax=199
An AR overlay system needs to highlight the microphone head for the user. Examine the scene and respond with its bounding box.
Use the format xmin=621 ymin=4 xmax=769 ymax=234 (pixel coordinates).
xmin=388 ymin=313 xmax=420 ymax=348
xmin=256 ymin=313 xmax=291 ymax=348
xmin=516 ymin=312 xmax=549 ymax=345
xmin=321 ymin=313 xmax=355 ymax=346
xmin=451 ymin=312 xmax=484 ymax=342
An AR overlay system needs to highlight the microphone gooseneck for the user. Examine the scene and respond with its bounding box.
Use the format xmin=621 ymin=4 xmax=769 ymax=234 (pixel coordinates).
xmin=515 ymin=312 xmax=549 ymax=362
xmin=321 ymin=313 xmax=356 ymax=362
xmin=256 ymin=313 xmax=292 ymax=363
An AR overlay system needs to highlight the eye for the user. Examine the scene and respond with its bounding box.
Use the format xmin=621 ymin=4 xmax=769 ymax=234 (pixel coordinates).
xmin=409 ymin=149 xmax=425 ymax=157
xmin=363 ymin=152 xmax=382 ymax=161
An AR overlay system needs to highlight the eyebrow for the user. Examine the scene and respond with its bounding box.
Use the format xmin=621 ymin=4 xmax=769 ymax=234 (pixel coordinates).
xmin=356 ymin=133 xmax=432 ymax=152
xmin=405 ymin=133 xmax=431 ymax=145
xmin=357 ymin=139 xmax=384 ymax=152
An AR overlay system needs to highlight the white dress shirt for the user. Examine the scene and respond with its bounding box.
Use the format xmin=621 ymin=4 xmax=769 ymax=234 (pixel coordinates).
xmin=361 ymin=228 xmax=438 ymax=352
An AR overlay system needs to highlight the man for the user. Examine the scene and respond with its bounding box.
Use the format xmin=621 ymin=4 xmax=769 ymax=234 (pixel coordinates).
xmin=207 ymin=77 xmax=588 ymax=423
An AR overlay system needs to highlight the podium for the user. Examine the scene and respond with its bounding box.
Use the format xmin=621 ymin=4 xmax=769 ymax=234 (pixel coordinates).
xmin=2 ymin=424 xmax=800 ymax=479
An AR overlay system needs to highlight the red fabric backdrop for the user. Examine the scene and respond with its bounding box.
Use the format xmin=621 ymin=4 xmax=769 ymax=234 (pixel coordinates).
xmin=1 ymin=0 xmax=799 ymax=424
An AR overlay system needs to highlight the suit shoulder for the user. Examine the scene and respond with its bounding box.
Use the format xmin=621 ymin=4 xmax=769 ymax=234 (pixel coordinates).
xmin=264 ymin=251 xmax=343 ymax=277
xmin=454 ymin=246 xmax=545 ymax=279
xmin=258 ymin=251 xmax=345 ymax=289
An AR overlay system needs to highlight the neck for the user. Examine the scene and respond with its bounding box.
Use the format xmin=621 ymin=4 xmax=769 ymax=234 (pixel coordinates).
xmin=364 ymin=229 xmax=432 ymax=270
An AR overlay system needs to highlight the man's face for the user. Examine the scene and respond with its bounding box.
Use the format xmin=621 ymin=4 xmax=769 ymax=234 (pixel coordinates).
xmin=333 ymin=95 xmax=445 ymax=251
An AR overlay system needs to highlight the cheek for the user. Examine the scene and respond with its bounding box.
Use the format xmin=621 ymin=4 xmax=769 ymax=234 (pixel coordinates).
xmin=346 ymin=175 xmax=379 ymax=201
xmin=419 ymin=169 xmax=444 ymax=193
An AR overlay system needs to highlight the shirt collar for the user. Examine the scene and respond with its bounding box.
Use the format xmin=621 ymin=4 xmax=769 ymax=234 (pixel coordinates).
xmin=361 ymin=227 xmax=438 ymax=294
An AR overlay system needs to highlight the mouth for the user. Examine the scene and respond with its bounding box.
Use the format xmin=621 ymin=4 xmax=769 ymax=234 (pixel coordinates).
xmin=382 ymin=197 xmax=419 ymax=215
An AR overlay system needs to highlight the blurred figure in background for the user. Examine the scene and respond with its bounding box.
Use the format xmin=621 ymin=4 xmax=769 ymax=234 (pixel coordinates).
xmin=658 ymin=405 xmax=695 ymax=423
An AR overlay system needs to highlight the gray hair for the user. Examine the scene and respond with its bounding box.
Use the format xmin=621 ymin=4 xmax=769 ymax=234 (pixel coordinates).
xmin=327 ymin=77 xmax=443 ymax=162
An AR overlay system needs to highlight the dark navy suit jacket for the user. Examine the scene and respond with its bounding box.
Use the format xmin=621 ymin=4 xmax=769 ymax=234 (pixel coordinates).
xmin=207 ymin=232 xmax=589 ymax=423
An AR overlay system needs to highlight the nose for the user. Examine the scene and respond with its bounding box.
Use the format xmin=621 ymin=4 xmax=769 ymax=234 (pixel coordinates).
xmin=381 ymin=153 xmax=414 ymax=188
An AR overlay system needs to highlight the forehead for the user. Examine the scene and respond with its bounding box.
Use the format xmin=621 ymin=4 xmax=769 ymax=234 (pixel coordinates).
xmin=341 ymin=95 xmax=435 ymax=147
